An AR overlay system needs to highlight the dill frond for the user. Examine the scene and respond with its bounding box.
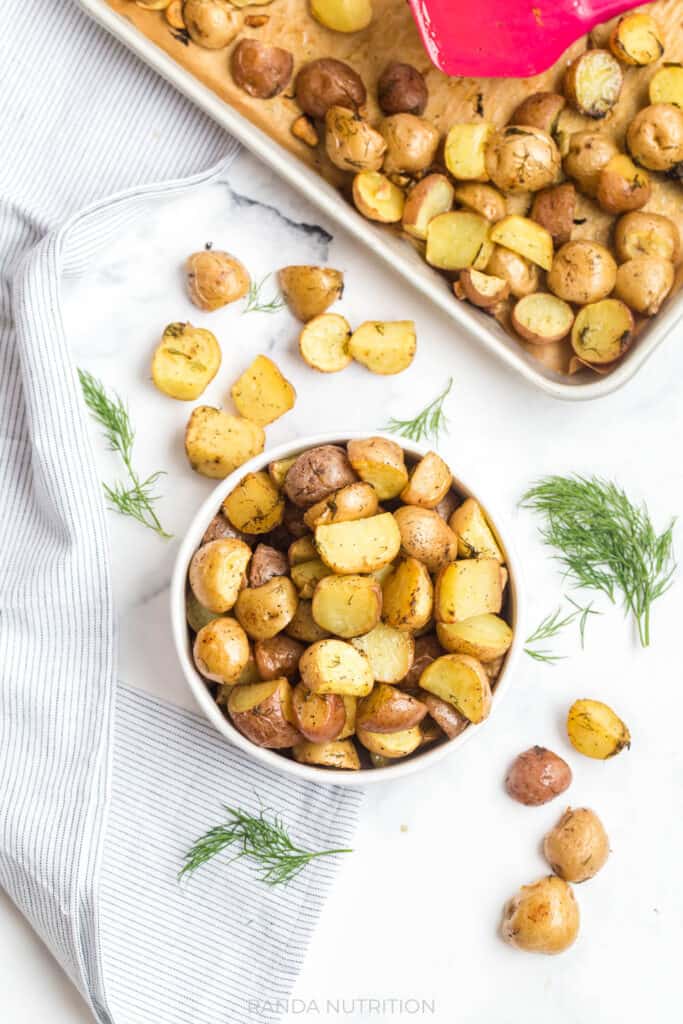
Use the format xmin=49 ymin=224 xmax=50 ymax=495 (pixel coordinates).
xmin=382 ymin=378 xmax=453 ymax=445
xmin=242 ymin=274 xmax=285 ymax=315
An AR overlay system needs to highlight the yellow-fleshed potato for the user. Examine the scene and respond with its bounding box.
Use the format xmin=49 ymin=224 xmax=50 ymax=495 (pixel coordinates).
xmin=235 ymin=576 xmax=299 ymax=640
xmin=402 ymin=174 xmax=454 ymax=240
xmin=189 ymin=538 xmax=252 ymax=614
xmin=510 ymin=92 xmax=566 ymax=134
xmin=419 ymin=653 xmax=492 ymax=723
xmin=530 ymin=183 xmax=575 ymax=247
xmin=351 ymin=622 xmax=414 ymax=683
xmin=614 ymin=212 xmax=680 ymax=264
xmin=230 ymin=355 xmax=296 ymax=427
xmin=185 ymin=406 xmax=265 ymax=479
xmin=291 ymin=682 xmax=346 ymax=742
xmin=300 ymin=638 xmax=374 ymax=697
xmin=426 ymin=211 xmax=491 ymax=271
xmin=293 ymin=738 xmax=360 ymax=769
xmin=562 ymin=130 xmax=619 ymax=197
xmin=223 ymin=471 xmax=284 ymax=534
xmin=290 ymin=558 xmax=333 ymax=598
xmin=299 ymin=313 xmax=352 ymax=373
xmin=501 ymin=876 xmax=579 ymax=955
xmin=596 ymin=155 xmax=650 ymax=215
xmin=337 ymin=694 xmax=357 ymax=739
xmin=315 ymin=512 xmax=402 ymax=574
xmin=310 ymin=0 xmax=372 ymax=33
xmin=444 ymin=122 xmax=494 ymax=181
xmin=571 ymin=299 xmax=634 ymax=366
xmin=393 ymin=506 xmax=459 ymax=573
xmin=567 ymin=698 xmax=631 ymax=759
xmin=485 ymin=126 xmax=560 ymax=193
xmin=186 ymin=588 xmax=221 ymax=633
xmin=356 ymin=724 xmax=422 ymax=759
xmin=165 ymin=0 xmax=185 ymax=27
xmin=380 ymin=114 xmax=440 ymax=176
xmin=325 ymin=106 xmax=386 ymax=172
xmin=457 ymin=269 xmax=510 ymax=309
xmin=278 ymin=265 xmax=344 ymax=323
xmin=615 ymin=258 xmax=674 ymax=316
xmin=649 ymin=62 xmax=683 ymax=108
xmin=486 ymin=246 xmax=540 ymax=298
xmin=151 ymin=322 xmax=221 ymax=400
xmin=286 ymin=598 xmax=331 ymax=643
xmin=357 ymin=683 xmax=427 ymax=733
xmin=400 ymin=452 xmax=452 ymax=508
xmin=381 ymin=557 xmax=433 ymax=632
xmin=228 ymin=678 xmax=301 ymax=748
xmin=609 ymin=12 xmax=663 ymax=65
xmin=348 ymin=320 xmax=416 ymax=375
xmin=626 ymin=103 xmax=683 ymax=172
xmin=268 ymin=455 xmax=298 ymax=490
xmin=435 ymin=559 xmax=503 ymax=623
xmin=186 ymin=249 xmax=249 ymax=309
xmin=489 ymin=216 xmax=553 ymax=272
xmin=311 ymin=574 xmax=382 ymax=638
xmin=564 ymin=49 xmax=623 ymax=118
xmin=288 ymin=536 xmax=318 ymax=565
xmin=352 ymin=172 xmax=405 ymax=223
xmin=420 ymin=693 xmax=468 ymax=740
xmin=512 ymin=292 xmax=574 ymax=345
xmin=454 ymin=183 xmax=507 ymax=223
xmin=193 ymin=616 xmax=250 ymax=684
xmin=547 ymin=241 xmax=616 ymax=305
xmin=449 ymin=498 xmax=503 ymax=561
xmin=436 ymin=614 xmax=512 ymax=662
xmin=347 ymin=437 xmax=408 ymax=500
xmin=254 ymin=634 xmax=304 ymax=680
xmin=285 ymin=445 xmax=357 ymax=507
xmin=544 ymin=807 xmax=609 ymax=883
xmin=304 ymin=481 xmax=379 ymax=529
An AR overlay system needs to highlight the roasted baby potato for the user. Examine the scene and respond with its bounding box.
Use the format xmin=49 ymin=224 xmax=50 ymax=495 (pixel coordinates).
xmin=254 ymin=634 xmax=304 ymax=680
xmin=311 ymin=574 xmax=382 ymax=637
xmin=316 ymin=513 xmax=402 ymax=574
xmin=300 ymin=638 xmax=373 ymax=696
xmin=310 ymin=0 xmax=372 ymax=33
xmin=609 ymin=13 xmax=663 ymax=66
xmin=286 ymin=598 xmax=331 ymax=643
xmin=235 ymin=576 xmax=299 ymax=640
xmin=649 ymin=62 xmax=683 ymax=108
xmin=183 ymin=0 xmax=239 ymax=49
xmin=290 ymin=558 xmax=332 ymax=598
xmin=419 ymin=653 xmax=492 ymax=724
xmin=299 ymin=313 xmax=352 ymax=373
xmin=291 ymin=682 xmax=346 ymax=742
xmin=512 ymin=292 xmax=574 ymax=344
xmin=186 ymin=250 xmax=250 ymax=310
xmin=547 ymin=241 xmax=617 ymax=304
xmin=268 ymin=456 xmax=298 ymax=490
xmin=399 ymin=633 xmax=442 ymax=688
xmin=294 ymin=58 xmax=366 ymax=120
xmin=564 ymin=48 xmax=623 ymax=118
xmin=380 ymin=114 xmax=439 ymax=176
xmin=510 ymin=92 xmax=566 ymax=134
xmin=293 ymin=738 xmax=360 ymax=769
xmin=223 ymin=471 xmax=284 ymax=534
xmin=348 ymin=320 xmax=416 ymax=375
xmin=402 ymin=174 xmax=454 ymax=240
xmin=626 ymin=103 xmax=683 ymax=172
xmin=489 ymin=216 xmax=553 ymax=272
xmin=288 ymin=536 xmax=318 ymax=566
xmin=325 ymin=106 xmax=386 ymax=172
xmin=151 ymin=322 xmax=221 ymax=400
xmin=457 ymin=269 xmax=510 ymax=309
xmin=615 ymin=258 xmax=674 ymax=316
xmin=530 ymin=183 xmax=575 ymax=246
xmin=228 ymin=678 xmax=301 ymax=748
xmin=185 ymin=406 xmax=265 ymax=479
xmin=505 ymin=746 xmax=572 ymax=806
xmin=337 ymin=695 xmax=358 ymax=739
xmin=351 ymin=622 xmax=415 ymax=683
xmin=485 ymin=126 xmax=560 ymax=193
xmin=596 ymin=154 xmax=650 ymax=214
xmin=502 ymin=876 xmax=579 ymax=955
xmin=189 ymin=537 xmax=252 ymax=613
xmin=285 ymin=445 xmax=357 ymax=507
xmin=571 ymin=299 xmax=633 ymax=365
xmin=165 ymin=0 xmax=185 ymax=29
xmin=353 ymin=172 xmax=405 ymax=223
xmin=436 ymin=614 xmax=512 ymax=662
xmin=614 ymin=212 xmax=680 ymax=264
xmin=356 ymin=724 xmax=422 ymax=759
xmin=562 ymin=130 xmax=619 ymax=197
xmin=444 ymin=122 xmax=494 ymax=181
xmin=426 ymin=211 xmax=491 ymax=271
xmin=230 ymin=39 xmax=293 ymax=98
xmin=377 ymin=61 xmax=428 ymax=116
xmin=435 ymin=559 xmax=503 ymax=623
xmin=231 ymin=355 xmax=296 ymax=427
xmin=400 ymin=452 xmax=452 ymax=509
xmin=381 ymin=556 xmax=433 ymax=631
xmin=449 ymin=498 xmax=503 ymax=561
xmin=420 ymin=693 xmax=468 ymax=740
xmin=347 ymin=437 xmax=408 ymax=499
xmin=394 ymin=506 xmax=458 ymax=573
xmin=453 ymin=183 xmax=507 ymax=223
xmin=357 ymin=683 xmax=427 ymax=733
xmin=567 ymin=698 xmax=631 ymax=759
xmin=544 ymin=807 xmax=609 ymax=883
xmin=279 ymin=265 xmax=344 ymax=323
xmin=304 ymin=481 xmax=378 ymax=529
xmin=486 ymin=246 xmax=540 ymax=298
xmin=193 ymin=616 xmax=250 ymax=684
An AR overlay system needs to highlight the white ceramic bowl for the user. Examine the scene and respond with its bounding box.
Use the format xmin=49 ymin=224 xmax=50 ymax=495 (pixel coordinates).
xmin=171 ymin=432 xmax=525 ymax=786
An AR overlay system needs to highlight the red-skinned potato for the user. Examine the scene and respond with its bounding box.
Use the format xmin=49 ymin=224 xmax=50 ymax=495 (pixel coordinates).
xmin=230 ymin=39 xmax=293 ymax=99
xmin=402 ymin=174 xmax=454 ymax=240
xmin=253 ymin=635 xmax=304 ymax=680
xmin=505 ymin=746 xmax=572 ymax=806
xmin=285 ymin=445 xmax=357 ymax=507
xmin=420 ymin=693 xmax=469 ymax=739
xmin=530 ymin=183 xmax=575 ymax=246
xmin=248 ymin=543 xmax=288 ymax=588
xmin=377 ymin=61 xmax=428 ymax=116
xmin=291 ymin=682 xmax=346 ymax=742
xmin=228 ymin=678 xmax=301 ymax=748
xmin=357 ymin=683 xmax=427 ymax=733
xmin=457 ymin=268 xmax=510 ymax=309
xmin=294 ymin=58 xmax=366 ymax=120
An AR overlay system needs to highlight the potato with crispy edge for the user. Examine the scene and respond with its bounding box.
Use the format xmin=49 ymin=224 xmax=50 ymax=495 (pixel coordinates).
xmin=571 ymin=300 xmax=633 ymax=365
xmin=193 ymin=616 xmax=250 ymax=684
xmin=402 ymin=174 xmax=454 ymax=240
xmin=189 ymin=538 xmax=252 ymax=613
xmin=380 ymin=113 xmax=440 ymax=176
xmin=486 ymin=247 xmax=540 ymax=298
xmin=400 ymin=452 xmax=452 ymax=509
xmin=510 ymin=92 xmax=566 ymax=134
xmin=626 ymin=103 xmax=683 ymax=172
xmin=505 ymin=746 xmax=572 ymax=806
xmin=351 ymin=622 xmax=414 ymax=683
xmin=435 ymin=559 xmax=503 ymax=623
xmin=316 ymin=512 xmax=401 ymax=575
xmin=223 ymin=471 xmax=284 ymax=535
xmin=294 ymin=58 xmax=366 ymax=120
xmin=562 ymin=131 xmax=619 ymax=197
xmin=325 ymin=106 xmax=386 ymax=172
xmin=567 ymin=698 xmax=631 ymax=759
xmin=544 ymin=807 xmax=609 ymax=883
xmin=547 ymin=241 xmax=616 ymax=305
xmin=394 ymin=506 xmax=458 ymax=573
xmin=531 ymin=183 xmax=575 ymax=247
xmin=228 ymin=678 xmax=301 ymax=748
xmin=231 ymin=355 xmax=296 ymax=427
xmin=489 ymin=217 xmax=553 ymax=272
xmin=609 ymin=13 xmax=663 ymax=66
xmin=353 ymin=172 xmax=405 ymax=223
xmin=310 ymin=0 xmax=372 ymax=33
xmin=312 ymin=574 xmax=382 ymax=638
xmin=185 ymin=406 xmax=265 ymax=479
xmin=377 ymin=61 xmax=428 ymax=116
xmin=291 ymin=682 xmax=346 ymax=742
xmin=596 ymin=155 xmax=650 ymax=215
xmin=502 ymin=876 xmax=579 ymax=955
xmin=381 ymin=557 xmax=433 ymax=632
xmin=614 ymin=212 xmax=680 ymax=264
xmin=286 ymin=599 xmax=330 ymax=643
xmin=304 ymin=481 xmax=379 ymax=530
xmin=230 ymin=39 xmax=293 ymax=99
xmin=300 ymin=638 xmax=374 ymax=697
xmin=485 ymin=126 xmax=560 ymax=193
xmin=564 ymin=49 xmax=622 ymax=118
xmin=279 ymin=266 xmax=344 ymax=323
xmin=649 ymin=63 xmax=683 ymax=108
xmin=512 ymin=293 xmax=574 ymax=345
xmin=299 ymin=313 xmax=352 ymax=373
xmin=347 ymin=437 xmax=408 ymax=499
xmin=235 ymin=576 xmax=298 ymax=640
xmin=151 ymin=322 xmax=221 ymax=401
xmin=615 ymin=258 xmax=674 ymax=316
xmin=356 ymin=724 xmax=422 ymax=758
xmin=357 ymin=683 xmax=427 ymax=733
xmin=426 ymin=211 xmax=491 ymax=271
xmin=454 ymin=183 xmax=507 ymax=222
xmin=293 ymin=738 xmax=360 ymax=769
xmin=419 ymin=653 xmax=492 ymax=723
xmin=436 ymin=614 xmax=512 ymax=662
xmin=457 ymin=269 xmax=510 ymax=309
xmin=285 ymin=445 xmax=357 ymax=508
xmin=348 ymin=320 xmax=416 ymax=375
xmin=183 ymin=0 xmax=240 ymax=49
xmin=186 ymin=250 xmax=249 ymax=310
xmin=254 ymin=634 xmax=304 ymax=680
xmin=290 ymin=558 xmax=333 ymax=598
xmin=450 ymin=498 xmax=503 ymax=561
xmin=444 ymin=123 xmax=494 ymax=181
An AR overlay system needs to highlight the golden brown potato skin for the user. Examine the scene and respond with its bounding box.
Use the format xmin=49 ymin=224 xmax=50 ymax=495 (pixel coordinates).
xmin=505 ymin=746 xmax=572 ymax=806
xmin=183 ymin=0 xmax=239 ymax=49
xmin=502 ymin=876 xmax=579 ymax=955
xmin=486 ymin=247 xmax=540 ymax=298
xmin=278 ymin=265 xmax=344 ymax=322
xmin=357 ymin=683 xmax=427 ymax=733
xmin=186 ymin=250 xmax=250 ymax=311
xmin=615 ymin=257 xmax=674 ymax=316
xmin=284 ymin=445 xmax=357 ymax=507
xmin=399 ymin=633 xmax=442 ymax=688
xmin=626 ymin=103 xmax=683 ymax=172
xmin=291 ymin=682 xmax=346 ymax=742
xmin=393 ymin=506 xmax=459 ymax=573
xmin=420 ymin=693 xmax=468 ymax=740
xmin=380 ymin=114 xmax=440 ymax=176
xmin=230 ymin=39 xmax=293 ymax=99
xmin=248 ymin=543 xmax=289 ymax=589
xmin=377 ymin=61 xmax=428 ymax=116
xmin=485 ymin=126 xmax=560 ymax=193
xmin=547 ymin=241 xmax=617 ymax=304
xmin=193 ymin=617 xmax=250 ymax=684
xmin=544 ymin=807 xmax=609 ymax=883
xmin=254 ymin=635 xmax=304 ymax=680
xmin=613 ymin=212 xmax=681 ymax=264
xmin=228 ymin=679 xmax=302 ymax=749
xmin=531 ymin=183 xmax=575 ymax=246
xmin=325 ymin=107 xmax=386 ymax=173
xmin=562 ymin=131 xmax=619 ymax=197
xmin=510 ymin=92 xmax=566 ymax=134
xmin=294 ymin=58 xmax=366 ymax=120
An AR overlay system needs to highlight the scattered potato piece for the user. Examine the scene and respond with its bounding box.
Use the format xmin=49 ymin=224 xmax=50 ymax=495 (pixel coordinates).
xmin=419 ymin=653 xmax=492 ymax=723
xmin=436 ymin=614 xmax=512 ymax=662
xmin=544 ymin=807 xmax=609 ymax=882
xmin=235 ymin=576 xmax=299 ymax=640
xmin=567 ymin=699 xmax=631 ymax=759
xmin=571 ymin=299 xmax=633 ymax=365
xmin=223 ymin=471 xmax=284 ymax=534
xmin=193 ymin=616 xmax=250 ymax=684
xmin=228 ymin=678 xmax=301 ymax=748
xmin=231 ymin=355 xmax=296 ymax=426
xmin=356 ymin=725 xmax=422 ymax=758
xmin=382 ymin=556 xmax=434 ymax=632
xmin=505 ymin=746 xmax=572 ymax=806
xmin=596 ymin=154 xmax=650 ymax=215
xmin=300 ymin=638 xmax=374 ymax=697
xmin=185 ymin=406 xmax=265 ymax=479
xmin=485 ymin=126 xmax=560 ymax=193
xmin=351 ymin=622 xmax=415 ymax=683
xmin=347 ymin=436 xmax=408 ymax=499
xmin=402 ymin=174 xmax=454 ymax=240
xmin=615 ymin=258 xmax=674 ymax=316
xmin=357 ymin=683 xmax=427 ymax=733
xmin=609 ymin=13 xmax=663 ymax=66
xmin=348 ymin=320 xmax=416 ymax=375
xmin=426 ymin=211 xmax=491 ymax=271
xmin=547 ymin=241 xmax=616 ymax=304
xmin=311 ymin=574 xmax=382 ymax=638
xmin=564 ymin=49 xmax=623 ymax=118
xmin=457 ymin=269 xmax=510 ymax=309
xmin=449 ymin=498 xmax=503 ymax=561
xmin=489 ymin=216 xmax=553 ymax=271
xmin=293 ymin=738 xmax=360 ymax=769
xmin=435 ymin=559 xmax=503 ymax=623
xmin=353 ymin=172 xmax=404 ymax=223
xmin=299 ymin=313 xmax=352 ymax=373
xmin=189 ymin=538 xmax=252 ymax=613
xmin=315 ymin=512 xmax=402 ymax=574
xmin=278 ymin=266 xmax=344 ymax=322
xmin=400 ymin=452 xmax=452 ymax=508
xmin=151 ymin=322 xmax=221 ymax=401
xmin=502 ymin=876 xmax=579 ymax=955
xmin=394 ymin=506 xmax=459 ymax=573
xmin=290 ymin=558 xmax=333 ymax=598
xmin=186 ymin=250 xmax=249 ymax=310
xmin=310 ymin=0 xmax=372 ymax=33
xmin=512 ymin=292 xmax=575 ymax=344
xmin=614 ymin=212 xmax=680 ymax=264
xmin=444 ymin=122 xmax=494 ymax=181
xmin=649 ymin=62 xmax=683 ymax=107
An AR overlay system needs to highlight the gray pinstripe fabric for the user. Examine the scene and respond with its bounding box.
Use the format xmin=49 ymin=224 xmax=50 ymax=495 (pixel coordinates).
xmin=0 ymin=2 xmax=362 ymax=1020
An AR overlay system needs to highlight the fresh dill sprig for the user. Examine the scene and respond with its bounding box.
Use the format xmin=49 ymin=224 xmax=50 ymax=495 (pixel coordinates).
xmin=78 ymin=369 xmax=171 ymax=539
xmin=382 ymin=378 xmax=453 ymax=445
xmin=524 ymin=605 xmax=581 ymax=664
xmin=566 ymin=596 xmax=601 ymax=650
xmin=242 ymin=274 xmax=285 ymax=315
xmin=521 ymin=475 xmax=675 ymax=647
xmin=179 ymin=805 xmax=352 ymax=887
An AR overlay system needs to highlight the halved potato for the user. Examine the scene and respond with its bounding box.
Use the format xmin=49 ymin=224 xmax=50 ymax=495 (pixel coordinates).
xmin=353 ymin=171 xmax=405 ymax=222
xmin=193 ymin=616 xmax=250 ymax=684
xmin=350 ymin=622 xmax=415 ymax=683
xmin=189 ymin=537 xmax=252 ymax=613
xmin=290 ymin=558 xmax=333 ymax=598
xmin=185 ymin=406 xmax=265 ymax=479
xmin=457 ymin=269 xmax=510 ymax=309
xmin=614 ymin=212 xmax=681 ymax=264
xmin=454 ymin=183 xmax=507 ymax=222
xmin=436 ymin=614 xmax=512 ymax=662
xmin=278 ymin=265 xmax=344 ymax=322
xmin=292 ymin=738 xmax=360 ymax=769
xmin=151 ymin=322 xmax=221 ymax=400
xmin=348 ymin=320 xmax=416 ymax=375
xmin=449 ymin=498 xmax=503 ymax=561
xmin=609 ymin=12 xmax=663 ymax=66
xmin=567 ymin=698 xmax=631 ymax=759
xmin=268 ymin=455 xmax=298 ymax=489
xmin=564 ymin=49 xmax=623 ymax=118
xmin=444 ymin=122 xmax=494 ymax=181
xmin=357 ymin=683 xmax=427 ymax=733
xmin=394 ymin=506 xmax=458 ymax=573
xmin=426 ymin=211 xmax=491 ymax=271
xmin=512 ymin=293 xmax=575 ymax=345
xmin=315 ymin=512 xmax=401 ymax=574
xmin=299 ymin=313 xmax=352 ymax=373
xmin=347 ymin=436 xmax=408 ymax=499
xmin=420 ymin=694 xmax=469 ymax=739
xmin=649 ymin=63 xmax=683 ymax=107
xmin=489 ymin=216 xmax=554 ymax=271
xmin=337 ymin=695 xmax=357 ymax=739
xmin=381 ymin=557 xmax=433 ymax=631
xmin=596 ymin=155 xmax=650 ymax=215
xmin=300 ymin=638 xmax=374 ymax=697
xmin=402 ymin=174 xmax=455 ymax=240
xmin=312 ymin=574 xmax=382 ymax=638
xmin=304 ymin=481 xmax=379 ymax=529
xmin=615 ymin=258 xmax=674 ymax=316
xmin=223 ymin=471 xmax=284 ymax=534
xmin=571 ymin=299 xmax=634 ymax=365
xmin=435 ymin=559 xmax=503 ymax=623
xmin=228 ymin=677 xmax=301 ymax=748
xmin=235 ymin=576 xmax=299 ymax=640
xmin=286 ymin=598 xmax=330 ymax=643
xmin=288 ymin=536 xmax=318 ymax=565
xmin=291 ymin=682 xmax=346 ymax=742
xmin=419 ymin=653 xmax=492 ymax=723
xmin=230 ymin=355 xmax=296 ymax=427
xmin=486 ymin=246 xmax=540 ymax=298
xmin=400 ymin=452 xmax=452 ymax=508
xmin=356 ymin=724 xmax=422 ymax=758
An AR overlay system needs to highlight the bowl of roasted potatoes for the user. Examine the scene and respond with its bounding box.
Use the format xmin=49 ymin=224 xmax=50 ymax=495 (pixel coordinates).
xmin=171 ymin=433 xmax=522 ymax=784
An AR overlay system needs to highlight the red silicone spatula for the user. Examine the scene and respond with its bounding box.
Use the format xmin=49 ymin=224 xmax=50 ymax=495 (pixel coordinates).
xmin=408 ymin=0 xmax=643 ymax=78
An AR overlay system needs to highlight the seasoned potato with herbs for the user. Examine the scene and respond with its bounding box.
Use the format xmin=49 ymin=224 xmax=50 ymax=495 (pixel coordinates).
xmin=268 ymin=456 xmax=298 ymax=490
xmin=615 ymin=258 xmax=674 ymax=316
xmin=426 ymin=211 xmax=491 ymax=272
xmin=377 ymin=61 xmax=428 ymax=116
xmin=400 ymin=452 xmax=452 ymax=508
xmin=235 ymin=576 xmax=299 ymax=640
xmin=310 ymin=0 xmax=373 ymax=33
xmin=348 ymin=320 xmax=416 ymax=375
xmin=325 ymin=107 xmax=386 ymax=172
xmin=230 ymin=39 xmax=293 ymax=98
xmin=402 ymin=174 xmax=454 ymax=240
xmin=228 ymin=678 xmax=301 ymax=748
xmin=304 ymin=482 xmax=378 ymax=530
xmin=311 ymin=574 xmax=382 ymax=638
xmin=254 ymin=634 xmax=304 ymax=680
xmin=185 ymin=406 xmax=265 ymax=479
xmin=489 ymin=217 xmax=553 ymax=272
xmin=293 ymin=738 xmax=360 ymax=769
xmin=279 ymin=265 xmax=344 ymax=323
xmin=562 ymin=131 xmax=619 ymax=197
xmin=547 ymin=241 xmax=616 ymax=305
xmin=357 ymin=684 xmax=427 ymax=733
xmin=352 ymin=172 xmax=405 ymax=223
xmin=512 ymin=293 xmax=574 ymax=345
xmin=444 ymin=123 xmax=494 ymax=181
xmin=420 ymin=693 xmax=468 ymax=740
xmin=381 ymin=556 xmax=433 ymax=631
xmin=347 ymin=437 xmax=408 ymax=499
xmin=300 ymin=638 xmax=373 ymax=697
xmin=189 ymin=538 xmax=252 ymax=613
xmin=454 ymin=183 xmax=507 ymax=223
xmin=510 ymin=92 xmax=566 ymax=134
xmin=286 ymin=599 xmax=330 ymax=643
xmin=231 ymin=355 xmax=296 ymax=427
xmin=288 ymin=536 xmax=317 ymax=566
xmin=485 ymin=126 xmax=560 ymax=193
xmin=351 ymin=622 xmax=414 ymax=683
xmin=435 ymin=559 xmax=503 ymax=623
xmin=193 ymin=616 xmax=250 ymax=684
xmin=564 ymin=49 xmax=623 ymax=118
xmin=649 ymin=62 xmax=683 ymax=108
xmin=299 ymin=313 xmax=352 ymax=373
xmin=596 ymin=155 xmax=650 ymax=215
xmin=316 ymin=513 xmax=402 ymax=574
xmin=544 ymin=807 xmax=609 ymax=883
xmin=337 ymin=695 xmax=357 ymax=739
xmin=285 ymin=445 xmax=357 ymax=508
xmin=186 ymin=250 xmax=250 ymax=310
xmin=380 ymin=114 xmax=440 ymax=176
xmin=394 ymin=506 xmax=458 ymax=573
xmin=419 ymin=653 xmax=492 ymax=723
xmin=609 ymin=12 xmax=663 ymax=65
xmin=486 ymin=247 xmax=540 ymax=298
xmin=567 ymin=699 xmax=631 ymax=759
xmin=290 ymin=558 xmax=332 ymax=598
xmin=294 ymin=58 xmax=366 ymax=120
xmin=356 ymin=724 xmax=422 ymax=759
xmin=530 ymin=183 xmax=575 ymax=247
xmin=626 ymin=103 xmax=683 ymax=172
xmin=502 ymin=876 xmax=579 ymax=955
xmin=450 ymin=498 xmax=503 ymax=561
xmin=571 ymin=300 xmax=633 ymax=366
xmin=183 ymin=0 xmax=240 ymax=49
xmin=223 ymin=471 xmax=284 ymax=534
xmin=614 ymin=212 xmax=680 ymax=264
xmin=436 ymin=614 xmax=512 ymax=662
xmin=457 ymin=269 xmax=510 ymax=309
xmin=291 ymin=682 xmax=346 ymax=742
xmin=505 ymin=746 xmax=572 ymax=806
xmin=151 ymin=322 xmax=221 ymax=400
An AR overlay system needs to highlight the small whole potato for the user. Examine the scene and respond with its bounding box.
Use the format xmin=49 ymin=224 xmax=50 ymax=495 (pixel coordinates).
xmin=291 ymin=682 xmax=346 ymax=743
xmin=183 ymin=0 xmax=240 ymax=49
xmin=325 ymin=106 xmax=386 ymax=172
xmin=562 ymin=131 xmax=619 ymax=197
xmin=485 ymin=126 xmax=560 ymax=193
xmin=544 ymin=807 xmax=609 ymax=883
xmin=230 ymin=39 xmax=293 ymax=99
xmin=486 ymin=246 xmax=540 ymax=298
xmin=615 ymin=257 xmax=674 ymax=316
xmin=627 ymin=103 xmax=683 ymax=172
xmin=379 ymin=114 xmax=440 ymax=176
xmin=254 ymin=634 xmax=304 ymax=680
xmin=614 ymin=212 xmax=681 ymax=264
xmin=596 ymin=155 xmax=651 ymax=215
xmin=278 ymin=265 xmax=344 ymax=322
xmin=509 ymin=92 xmax=566 ymax=135
xmin=284 ymin=445 xmax=357 ymax=507
xmin=505 ymin=746 xmax=572 ymax=806
xmin=502 ymin=876 xmax=579 ymax=955
xmin=393 ymin=505 xmax=459 ymax=573
xmin=377 ymin=61 xmax=428 ymax=116
xmin=193 ymin=616 xmax=250 ymax=684
xmin=547 ymin=240 xmax=617 ymax=304
xmin=530 ymin=182 xmax=575 ymax=246
xmin=186 ymin=250 xmax=250 ymax=311
xmin=294 ymin=58 xmax=366 ymax=121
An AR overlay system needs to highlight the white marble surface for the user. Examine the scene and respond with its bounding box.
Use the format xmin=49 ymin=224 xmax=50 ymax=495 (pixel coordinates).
xmin=2 ymin=149 xmax=682 ymax=1023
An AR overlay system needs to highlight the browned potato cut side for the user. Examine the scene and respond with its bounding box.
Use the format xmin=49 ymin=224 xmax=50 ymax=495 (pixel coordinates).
xmin=402 ymin=174 xmax=454 ymax=240
xmin=279 ymin=265 xmax=344 ymax=322
xmin=337 ymin=695 xmax=357 ymax=739
xmin=228 ymin=677 xmax=301 ymax=749
xmin=457 ymin=269 xmax=510 ymax=309
xmin=223 ymin=471 xmax=284 ymax=534
xmin=235 ymin=576 xmax=299 ymax=640
xmin=348 ymin=320 xmax=416 ymax=375
xmin=596 ymin=155 xmax=650 ymax=215
xmin=353 ymin=172 xmax=405 ymax=223
xmin=419 ymin=653 xmax=492 ymax=724
xmin=299 ymin=313 xmax=352 ymax=373
xmin=571 ymin=300 xmax=633 ymax=366
xmin=185 ymin=407 xmax=265 ymax=479
xmin=316 ymin=513 xmax=401 ymax=575
xmin=567 ymin=698 xmax=631 ymax=759
xmin=300 ymin=638 xmax=374 ymax=697
xmin=357 ymin=683 xmax=427 ymax=733
xmin=291 ymin=683 xmax=346 ymax=743
xmin=311 ymin=574 xmax=382 ymax=638
xmin=356 ymin=725 xmax=422 ymax=758
xmin=288 ymin=536 xmax=317 ymax=565
xmin=350 ymin=622 xmax=415 ymax=684
xmin=486 ymin=247 xmax=540 ymax=298
xmin=290 ymin=558 xmax=333 ymax=598
xmin=347 ymin=437 xmax=408 ymax=499
xmin=649 ymin=63 xmax=683 ymax=108
xmin=426 ymin=212 xmax=491 ymax=271
xmin=231 ymin=354 xmax=296 ymax=427
xmin=512 ymin=293 xmax=574 ymax=344
xmin=564 ymin=49 xmax=623 ymax=118
xmin=614 ymin=212 xmax=681 ymax=264
xmin=189 ymin=538 xmax=252 ymax=613
xmin=435 ymin=559 xmax=503 ymax=623
xmin=609 ymin=13 xmax=663 ymax=66
xmin=547 ymin=241 xmax=616 ymax=305
xmin=268 ymin=455 xmax=298 ymax=490
xmin=615 ymin=258 xmax=674 ymax=316
xmin=449 ymin=498 xmax=503 ymax=561
xmin=453 ymin=183 xmax=506 ymax=222
xmin=381 ymin=556 xmax=433 ymax=632
xmin=152 ymin=322 xmax=221 ymax=401
xmin=444 ymin=123 xmax=494 ymax=181
xmin=489 ymin=216 xmax=553 ymax=271
xmin=400 ymin=452 xmax=452 ymax=508
xmin=502 ymin=876 xmax=579 ymax=954
xmin=293 ymin=739 xmax=360 ymax=769
xmin=436 ymin=614 xmax=512 ymax=662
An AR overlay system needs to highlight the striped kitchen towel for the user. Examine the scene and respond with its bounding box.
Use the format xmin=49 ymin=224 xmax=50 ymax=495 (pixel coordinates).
xmin=0 ymin=2 xmax=362 ymax=1022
